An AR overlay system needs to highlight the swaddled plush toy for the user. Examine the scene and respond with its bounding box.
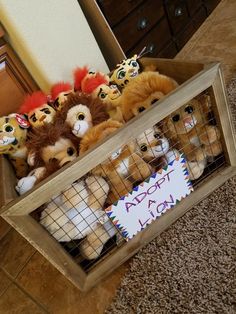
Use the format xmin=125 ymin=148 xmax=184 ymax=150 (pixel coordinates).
xmin=136 ymin=125 xmax=206 ymax=180
xmin=0 ymin=113 xmax=30 ymax=178
xmin=119 ymin=71 xmax=179 ymax=122
xmin=40 ymin=174 xmax=118 ymax=260
xmin=80 ymin=120 xmax=153 ymax=204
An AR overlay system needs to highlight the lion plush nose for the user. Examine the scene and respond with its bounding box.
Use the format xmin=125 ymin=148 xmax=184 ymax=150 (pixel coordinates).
xmin=39 ymin=115 xmax=46 ymax=122
xmin=183 ymin=116 xmax=195 ymax=126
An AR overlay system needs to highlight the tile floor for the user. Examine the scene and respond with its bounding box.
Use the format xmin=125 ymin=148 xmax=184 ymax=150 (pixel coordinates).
xmin=0 ymin=218 xmax=128 ymax=313
xmin=1 ymin=0 xmax=236 ymax=312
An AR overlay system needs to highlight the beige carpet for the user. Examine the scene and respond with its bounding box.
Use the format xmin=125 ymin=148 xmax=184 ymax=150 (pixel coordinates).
xmin=106 ymin=79 xmax=236 ymax=314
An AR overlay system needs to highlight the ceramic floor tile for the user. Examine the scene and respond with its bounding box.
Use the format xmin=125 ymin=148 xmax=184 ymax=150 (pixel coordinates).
xmin=17 ymin=252 xmax=128 ymax=314
xmin=0 ymin=217 xmax=11 ymax=240
xmin=0 ymin=229 xmax=35 ymax=278
xmin=0 ymin=283 xmax=46 ymax=314
xmin=0 ymin=268 xmax=12 ymax=297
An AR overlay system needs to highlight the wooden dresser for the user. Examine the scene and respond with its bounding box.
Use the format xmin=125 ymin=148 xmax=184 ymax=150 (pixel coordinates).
xmin=96 ymin=0 xmax=221 ymax=58
xmin=79 ymin=0 xmax=221 ymax=68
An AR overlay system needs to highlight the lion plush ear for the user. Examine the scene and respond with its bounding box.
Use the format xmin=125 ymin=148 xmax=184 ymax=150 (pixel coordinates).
xmin=197 ymin=94 xmax=211 ymax=113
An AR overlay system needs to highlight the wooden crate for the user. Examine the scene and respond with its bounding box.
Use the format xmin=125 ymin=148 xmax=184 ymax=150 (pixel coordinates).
xmin=0 ymin=58 xmax=236 ymax=291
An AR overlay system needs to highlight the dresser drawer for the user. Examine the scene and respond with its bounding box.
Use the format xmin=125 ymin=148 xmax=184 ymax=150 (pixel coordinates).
xmin=203 ymin=0 xmax=221 ymax=15
xmin=186 ymin=0 xmax=202 ymax=16
xmin=175 ymin=22 xmax=195 ymax=50
xmin=192 ymin=6 xmax=207 ymax=29
xmin=127 ymin=17 xmax=171 ymax=58
xmin=113 ymin=0 xmax=164 ymax=53
xmin=97 ymin=0 xmax=144 ymax=27
xmin=157 ymin=41 xmax=178 ymax=58
xmin=165 ymin=0 xmax=190 ymax=35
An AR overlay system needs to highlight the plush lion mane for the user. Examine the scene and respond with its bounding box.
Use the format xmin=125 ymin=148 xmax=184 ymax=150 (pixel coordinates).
xmin=120 ymin=71 xmax=178 ymax=119
xmin=55 ymin=92 xmax=109 ymax=126
xmin=51 ymin=82 xmax=72 ymax=101
xmin=26 ymin=122 xmax=80 ymax=167
xmin=79 ymin=120 xmax=123 ymax=154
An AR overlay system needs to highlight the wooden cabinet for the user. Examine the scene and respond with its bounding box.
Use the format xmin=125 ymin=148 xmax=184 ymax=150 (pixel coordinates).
xmin=82 ymin=0 xmax=221 ymax=63
xmin=0 ymin=34 xmax=38 ymax=116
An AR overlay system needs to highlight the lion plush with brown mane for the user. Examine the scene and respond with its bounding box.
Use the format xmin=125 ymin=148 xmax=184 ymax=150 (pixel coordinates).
xmin=26 ymin=122 xmax=80 ymax=168
xmin=55 ymin=92 xmax=109 ymax=138
xmin=16 ymin=122 xmax=81 ymax=195
xmin=119 ymin=71 xmax=178 ymax=122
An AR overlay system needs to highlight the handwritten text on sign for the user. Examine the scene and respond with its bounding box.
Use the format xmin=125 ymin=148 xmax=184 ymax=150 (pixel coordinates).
xmin=105 ymin=156 xmax=193 ymax=240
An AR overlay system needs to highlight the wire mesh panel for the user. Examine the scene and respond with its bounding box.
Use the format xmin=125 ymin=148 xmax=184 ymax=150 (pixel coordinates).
xmin=29 ymin=88 xmax=227 ymax=272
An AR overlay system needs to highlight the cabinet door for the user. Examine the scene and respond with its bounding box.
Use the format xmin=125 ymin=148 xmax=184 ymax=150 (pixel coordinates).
xmin=0 ymin=39 xmax=38 ymax=116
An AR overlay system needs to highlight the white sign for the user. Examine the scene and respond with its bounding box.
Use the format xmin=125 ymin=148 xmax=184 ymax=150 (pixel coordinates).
xmin=105 ymin=155 xmax=193 ymax=240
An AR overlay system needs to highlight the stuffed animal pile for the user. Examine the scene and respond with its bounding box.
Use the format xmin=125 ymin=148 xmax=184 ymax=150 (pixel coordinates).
xmin=0 ymin=53 xmax=223 ymax=260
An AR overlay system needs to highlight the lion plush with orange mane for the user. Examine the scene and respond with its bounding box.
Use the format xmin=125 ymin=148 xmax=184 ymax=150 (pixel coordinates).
xmin=74 ymin=67 xmax=123 ymax=122
xmin=119 ymin=71 xmax=178 ymax=121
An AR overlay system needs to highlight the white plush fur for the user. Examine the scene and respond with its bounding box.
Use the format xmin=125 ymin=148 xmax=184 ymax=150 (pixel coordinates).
xmin=65 ymin=104 xmax=92 ymax=138
xmin=16 ymin=167 xmax=46 ymax=195
xmin=40 ymin=175 xmax=117 ymax=260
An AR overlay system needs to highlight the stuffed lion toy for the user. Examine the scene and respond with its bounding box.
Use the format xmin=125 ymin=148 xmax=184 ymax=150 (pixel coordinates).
xmin=80 ymin=120 xmax=153 ymax=204
xmin=119 ymin=71 xmax=178 ymax=121
xmin=163 ymin=95 xmax=222 ymax=164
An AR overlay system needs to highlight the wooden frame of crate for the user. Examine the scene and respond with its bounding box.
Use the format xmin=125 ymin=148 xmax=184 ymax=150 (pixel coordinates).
xmin=0 ymin=58 xmax=236 ymax=292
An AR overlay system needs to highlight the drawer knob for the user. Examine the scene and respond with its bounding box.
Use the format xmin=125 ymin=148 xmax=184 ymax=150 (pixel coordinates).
xmin=147 ymin=43 xmax=156 ymax=54
xmin=137 ymin=17 xmax=148 ymax=30
xmin=175 ymin=6 xmax=183 ymax=17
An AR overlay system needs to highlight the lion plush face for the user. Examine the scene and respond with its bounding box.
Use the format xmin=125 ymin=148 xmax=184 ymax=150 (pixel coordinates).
xmin=136 ymin=126 xmax=170 ymax=161
xmin=165 ymin=99 xmax=205 ymax=135
xmin=65 ymin=104 xmax=93 ymax=138
xmin=56 ymin=93 xmax=109 ymax=139
xmin=93 ymin=84 xmax=121 ymax=104
xmin=28 ymin=104 xmax=56 ymax=128
xmin=130 ymin=90 xmax=165 ymax=118
xmin=110 ymin=55 xmax=140 ymax=88
xmin=41 ymin=137 xmax=77 ymax=167
xmin=26 ymin=123 xmax=80 ymax=168
xmin=0 ymin=114 xmax=29 ymax=154
xmin=120 ymin=71 xmax=178 ymax=121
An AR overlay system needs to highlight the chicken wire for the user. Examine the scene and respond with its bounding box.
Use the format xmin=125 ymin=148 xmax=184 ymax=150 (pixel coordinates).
xmin=31 ymin=90 xmax=226 ymax=272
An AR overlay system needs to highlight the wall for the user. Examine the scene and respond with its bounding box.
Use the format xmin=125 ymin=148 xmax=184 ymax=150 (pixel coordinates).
xmin=0 ymin=0 xmax=109 ymax=92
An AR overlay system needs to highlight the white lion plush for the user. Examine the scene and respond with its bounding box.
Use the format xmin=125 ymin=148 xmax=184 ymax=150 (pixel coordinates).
xmin=38 ymin=175 xmax=117 ymax=260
